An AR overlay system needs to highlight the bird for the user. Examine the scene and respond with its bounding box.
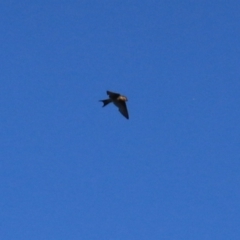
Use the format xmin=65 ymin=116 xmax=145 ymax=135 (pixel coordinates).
xmin=99 ymin=90 xmax=129 ymax=119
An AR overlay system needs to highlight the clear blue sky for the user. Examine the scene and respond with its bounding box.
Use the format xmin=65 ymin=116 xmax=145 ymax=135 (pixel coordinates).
xmin=1 ymin=1 xmax=240 ymax=239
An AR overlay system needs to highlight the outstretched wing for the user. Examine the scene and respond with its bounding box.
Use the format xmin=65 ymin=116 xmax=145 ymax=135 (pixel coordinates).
xmin=118 ymin=101 xmax=129 ymax=119
xmin=107 ymin=90 xmax=120 ymax=99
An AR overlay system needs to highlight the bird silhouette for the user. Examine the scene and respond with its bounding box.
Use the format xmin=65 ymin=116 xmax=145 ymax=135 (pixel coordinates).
xmin=99 ymin=90 xmax=129 ymax=119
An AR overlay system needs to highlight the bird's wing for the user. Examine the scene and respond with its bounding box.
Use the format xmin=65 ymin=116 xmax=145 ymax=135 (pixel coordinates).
xmin=118 ymin=101 xmax=129 ymax=119
xmin=107 ymin=91 xmax=120 ymax=98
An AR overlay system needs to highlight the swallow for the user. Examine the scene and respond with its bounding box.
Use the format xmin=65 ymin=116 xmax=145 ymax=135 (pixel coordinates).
xmin=99 ymin=91 xmax=129 ymax=119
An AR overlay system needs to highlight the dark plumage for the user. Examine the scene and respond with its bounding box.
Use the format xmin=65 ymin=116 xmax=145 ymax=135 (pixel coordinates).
xmin=99 ymin=91 xmax=129 ymax=119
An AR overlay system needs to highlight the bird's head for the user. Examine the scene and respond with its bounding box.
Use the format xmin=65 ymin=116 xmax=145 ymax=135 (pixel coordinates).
xmin=118 ymin=96 xmax=128 ymax=102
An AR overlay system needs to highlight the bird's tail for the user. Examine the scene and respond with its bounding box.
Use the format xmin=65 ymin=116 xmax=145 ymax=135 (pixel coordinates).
xmin=99 ymin=99 xmax=112 ymax=107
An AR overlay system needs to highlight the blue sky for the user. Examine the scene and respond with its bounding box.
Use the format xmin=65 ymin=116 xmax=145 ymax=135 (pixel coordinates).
xmin=1 ymin=1 xmax=240 ymax=239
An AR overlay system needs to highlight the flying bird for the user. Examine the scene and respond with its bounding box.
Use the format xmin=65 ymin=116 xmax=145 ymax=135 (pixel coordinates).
xmin=99 ymin=90 xmax=129 ymax=119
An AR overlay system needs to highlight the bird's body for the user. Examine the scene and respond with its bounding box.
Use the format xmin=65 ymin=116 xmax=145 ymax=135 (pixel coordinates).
xmin=99 ymin=91 xmax=129 ymax=119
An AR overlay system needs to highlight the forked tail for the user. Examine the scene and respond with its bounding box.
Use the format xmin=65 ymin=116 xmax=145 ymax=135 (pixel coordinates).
xmin=99 ymin=99 xmax=112 ymax=107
